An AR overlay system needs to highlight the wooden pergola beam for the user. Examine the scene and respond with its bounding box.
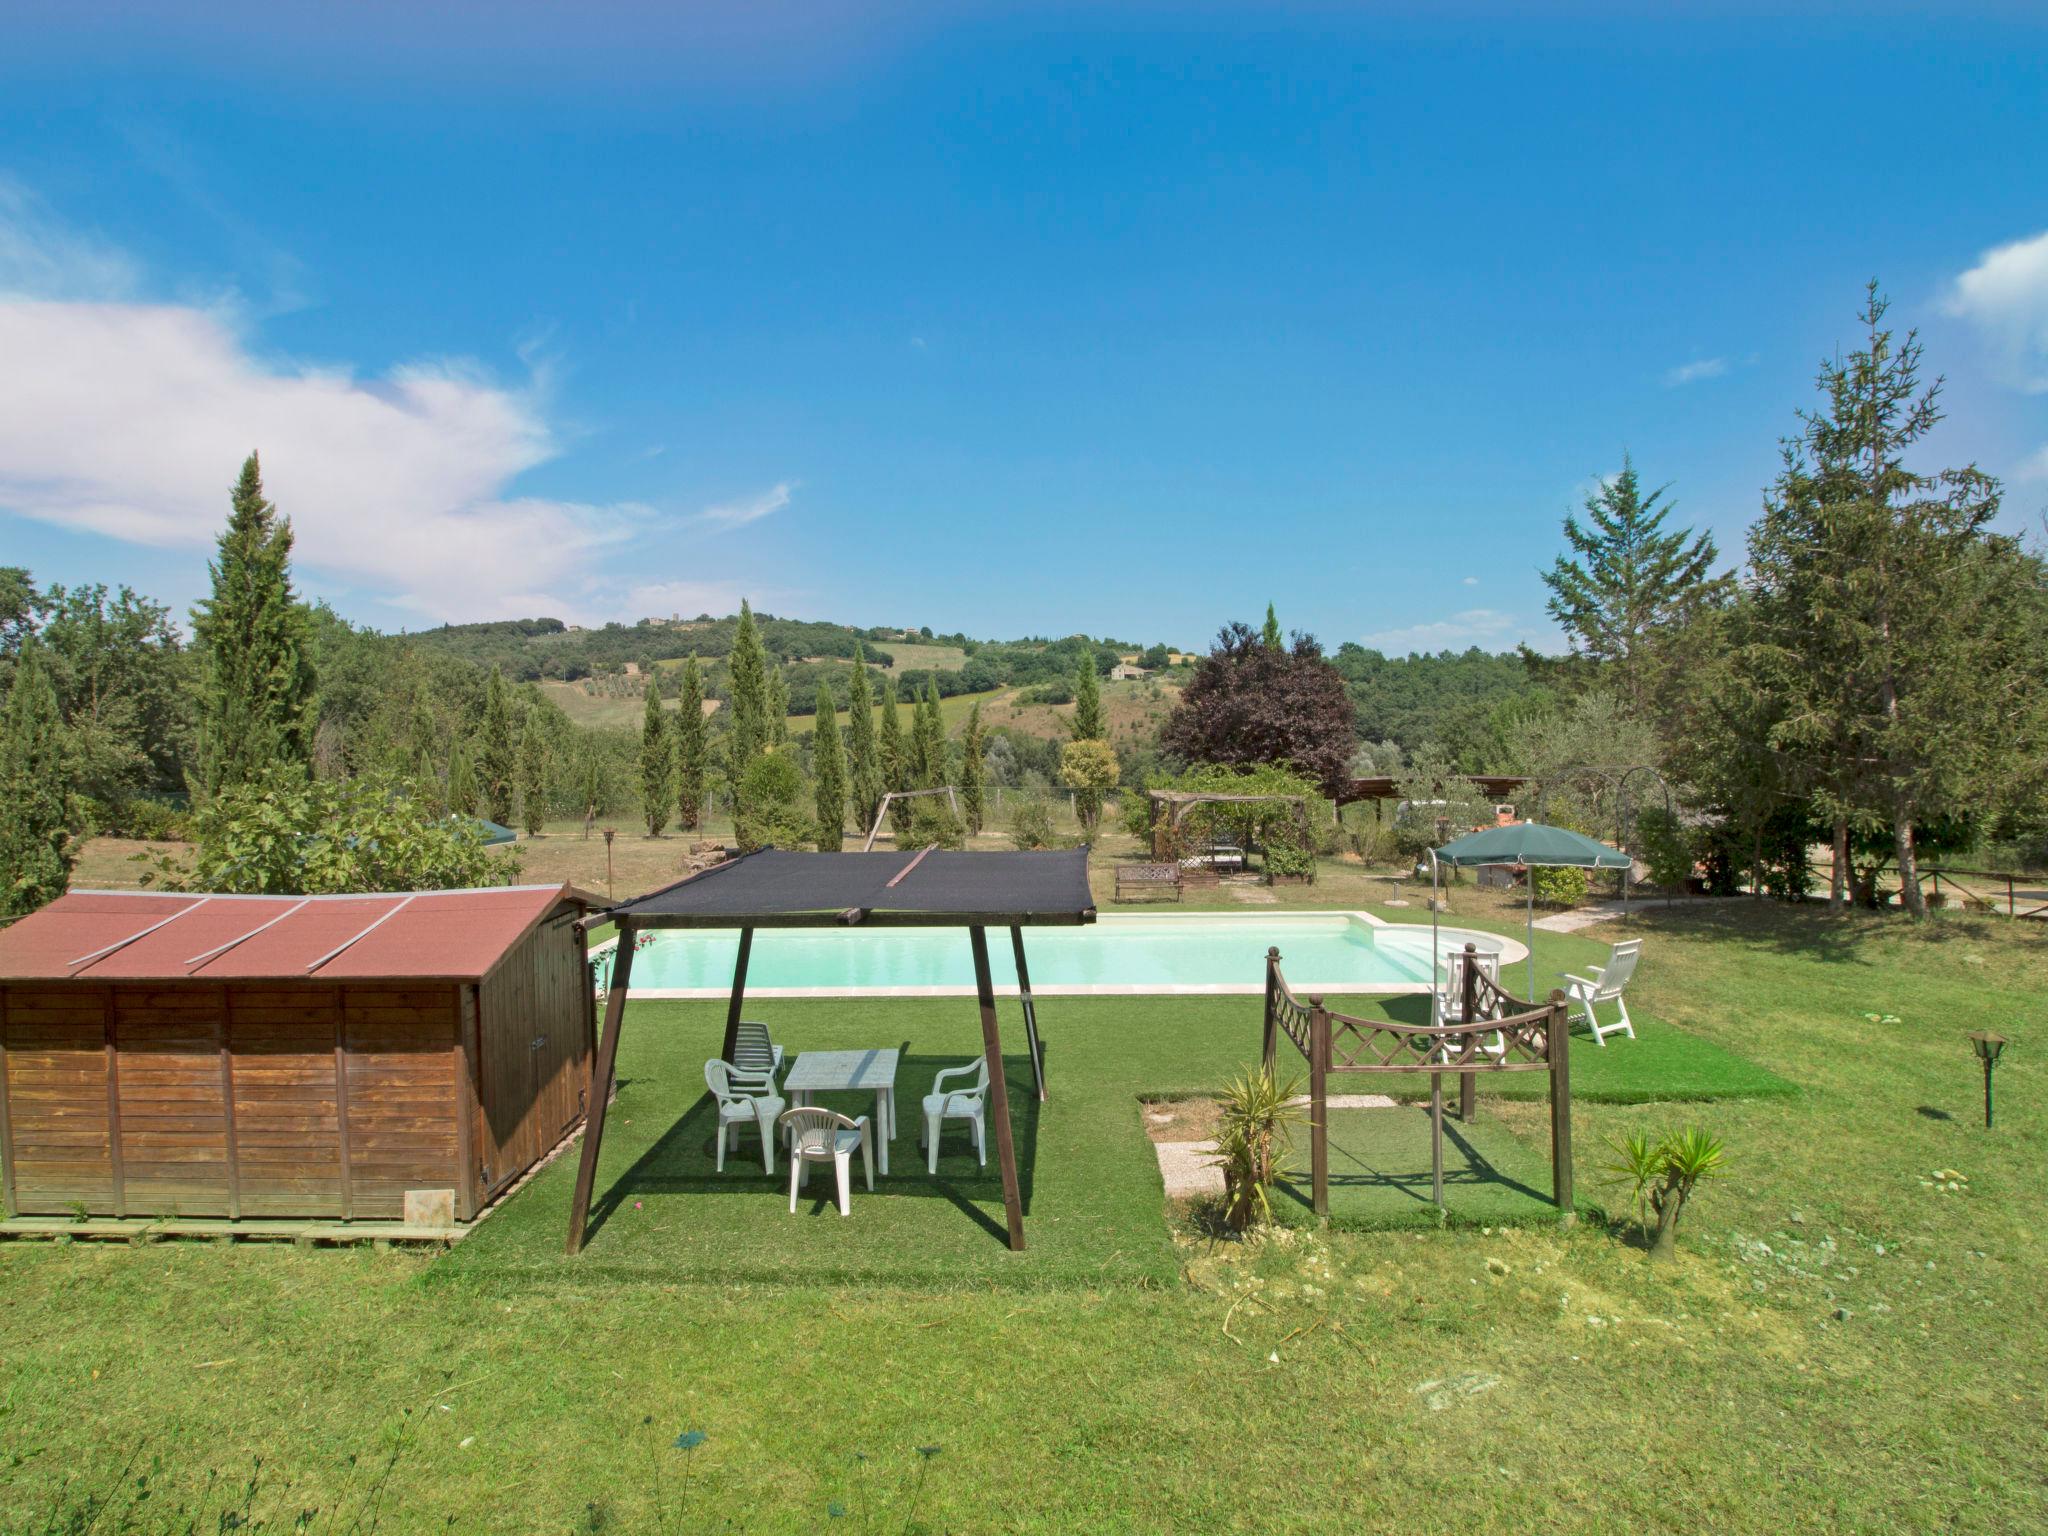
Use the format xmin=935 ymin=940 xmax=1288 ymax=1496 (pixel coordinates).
xmin=970 ymin=925 xmax=1027 ymax=1250
xmin=566 ymin=920 xmax=636 ymax=1255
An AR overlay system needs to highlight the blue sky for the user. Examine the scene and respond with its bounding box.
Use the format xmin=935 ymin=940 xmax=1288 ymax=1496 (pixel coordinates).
xmin=3 ymin=3 xmax=2045 ymax=652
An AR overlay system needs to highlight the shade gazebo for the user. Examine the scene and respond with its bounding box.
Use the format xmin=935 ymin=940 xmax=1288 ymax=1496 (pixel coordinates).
xmin=564 ymin=847 xmax=1097 ymax=1255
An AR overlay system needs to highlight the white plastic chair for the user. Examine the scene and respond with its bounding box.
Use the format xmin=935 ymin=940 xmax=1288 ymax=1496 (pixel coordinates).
xmin=705 ymin=1059 xmax=785 ymax=1174
xmin=730 ymin=1019 xmax=785 ymax=1084
xmin=1563 ymin=940 xmax=1641 ymax=1045
xmin=778 ymin=1106 xmax=873 ymax=1216
xmin=1430 ymin=949 xmax=1506 ymax=1063
xmin=919 ymin=1059 xmax=989 ymax=1174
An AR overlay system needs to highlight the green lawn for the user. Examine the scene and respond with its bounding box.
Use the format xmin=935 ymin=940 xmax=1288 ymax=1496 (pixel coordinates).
xmin=2 ymin=901 xmax=2044 ymax=1532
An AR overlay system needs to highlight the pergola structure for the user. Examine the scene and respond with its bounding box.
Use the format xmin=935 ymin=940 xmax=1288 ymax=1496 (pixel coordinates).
xmin=564 ymin=847 xmax=1096 ymax=1255
xmin=1143 ymin=790 xmax=1316 ymax=862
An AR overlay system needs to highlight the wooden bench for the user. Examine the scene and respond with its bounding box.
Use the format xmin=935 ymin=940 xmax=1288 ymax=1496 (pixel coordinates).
xmin=1116 ymin=862 xmax=1182 ymax=902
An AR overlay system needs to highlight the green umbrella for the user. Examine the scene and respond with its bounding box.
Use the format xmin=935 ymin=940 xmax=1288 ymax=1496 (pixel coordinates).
xmin=1430 ymin=822 xmax=1631 ymax=999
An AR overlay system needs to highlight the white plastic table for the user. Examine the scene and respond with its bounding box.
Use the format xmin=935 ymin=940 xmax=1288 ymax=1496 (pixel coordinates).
xmin=784 ymin=1048 xmax=900 ymax=1175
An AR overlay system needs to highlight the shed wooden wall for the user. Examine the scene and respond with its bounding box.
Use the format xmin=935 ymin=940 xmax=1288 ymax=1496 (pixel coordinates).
xmin=473 ymin=908 xmax=593 ymax=1204
xmin=0 ymin=980 xmax=465 ymax=1221
xmin=0 ymin=901 xmax=594 ymax=1225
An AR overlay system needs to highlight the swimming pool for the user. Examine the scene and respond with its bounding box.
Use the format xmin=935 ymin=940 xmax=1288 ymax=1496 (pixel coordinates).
xmin=600 ymin=913 xmax=1522 ymax=998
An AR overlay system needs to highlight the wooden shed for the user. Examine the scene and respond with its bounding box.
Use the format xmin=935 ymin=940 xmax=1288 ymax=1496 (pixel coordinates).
xmin=0 ymin=884 xmax=598 ymax=1227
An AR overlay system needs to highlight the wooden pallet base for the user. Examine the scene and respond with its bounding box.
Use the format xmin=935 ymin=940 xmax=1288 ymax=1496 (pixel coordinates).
xmin=0 ymin=1110 xmax=593 ymax=1250
xmin=0 ymin=1215 xmax=466 ymax=1247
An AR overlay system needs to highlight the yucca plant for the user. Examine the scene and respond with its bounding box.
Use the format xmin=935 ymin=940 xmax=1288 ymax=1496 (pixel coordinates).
xmin=1210 ymin=1067 xmax=1305 ymax=1232
xmin=1603 ymin=1125 xmax=1729 ymax=1261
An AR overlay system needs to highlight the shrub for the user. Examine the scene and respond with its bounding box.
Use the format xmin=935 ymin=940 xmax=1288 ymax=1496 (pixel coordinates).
xmin=1634 ymin=805 xmax=1697 ymax=890
xmin=1263 ymin=840 xmax=1316 ymax=881
xmin=734 ymin=751 xmax=815 ymax=852
xmin=1210 ymin=1066 xmax=1304 ymax=1232
xmin=1603 ymin=1126 xmax=1729 ymax=1261
xmin=903 ymin=800 xmax=966 ymax=850
xmin=1008 ymin=800 xmax=1061 ymax=851
xmin=148 ymin=768 xmax=515 ymax=893
xmin=1531 ymin=863 xmax=1590 ymax=906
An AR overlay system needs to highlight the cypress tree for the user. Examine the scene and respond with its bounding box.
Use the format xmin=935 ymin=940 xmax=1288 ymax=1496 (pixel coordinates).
xmin=765 ymin=662 xmax=790 ymax=747
xmin=446 ymin=740 xmax=479 ymax=819
xmin=879 ymin=674 xmax=910 ymax=836
xmin=1261 ymin=603 xmax=1283 ymax=651
xmin=191 ymin=452 xmax=316 ymax=795
xmin=640 ymin=671 xmax=673 ymax=836
xmin=961 ymin=700 xmax=986 ymax=836
xmin=478 ymin=666 xmax=516 ymax=826
xmin=846 ymin=647 xmax=882 ymax=837
xmin=727 ymin=599 xmax=769 ymax=777
xmin=578 ymin=743 xmax=606 ymax=830
xmin=813 ymin=683 xmax=847 ymax=850
xmin=909 ymin=675 xmax=942 ymax=787
xmin=1071 ymin=652 xmax=1107 ymax=830
xmin=516 ymin=713 xmax=549 ymax=836
xmin=674 ymin=652 xmax=707 ymax=831
xmin=0 ymin=640 xmax=75 ymax=916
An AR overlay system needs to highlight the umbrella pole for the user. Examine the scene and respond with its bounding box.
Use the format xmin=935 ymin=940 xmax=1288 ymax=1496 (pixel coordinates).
xmin=1527 ymin=870 xmax=1536 ymax=1000
xmin=1428 ymin=848 xmax=1441 ymax=1003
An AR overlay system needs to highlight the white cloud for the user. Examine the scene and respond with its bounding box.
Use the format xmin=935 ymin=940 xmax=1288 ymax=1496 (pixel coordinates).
xmin=0 ymin=178 xmax=139 ymax=301
xmin=1663 ymin=357 xmax=1728 ymax=388
xmin=698 ymin=481 xmax=794 ymax=528
xmin=0 ymin=189 xmax=798 ymax=625
xmin=1360 ymin=608 xmax=1525 ymax=655
xmin=623 ymin=579 xmax=753 ymax=619
xmin=1944 ymin=230 xmax=2048 ymax=393
xmin=2016 ymin=445 xmax=2048 ymax=482
xmin=1460 ymin=575 xmax=1479 ymax=586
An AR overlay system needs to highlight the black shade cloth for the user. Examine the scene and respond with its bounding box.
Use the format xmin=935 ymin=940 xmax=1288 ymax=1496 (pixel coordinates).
xmin=601 ymin=847 xmax=1098 ymax=927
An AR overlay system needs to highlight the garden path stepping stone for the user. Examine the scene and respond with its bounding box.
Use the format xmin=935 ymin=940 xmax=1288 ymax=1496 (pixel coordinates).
xmin=1154 ymin=1140 xmax=1224 ymax=1199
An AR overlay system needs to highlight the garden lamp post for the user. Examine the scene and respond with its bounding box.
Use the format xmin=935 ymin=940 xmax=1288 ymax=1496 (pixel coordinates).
xmin=603 ymin=826 xmax=616 ymax=900
xmin=1966 ymin=1031 xmax=2007 ymax=1128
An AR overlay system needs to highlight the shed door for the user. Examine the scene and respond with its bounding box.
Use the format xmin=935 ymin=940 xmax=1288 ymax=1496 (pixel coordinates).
xmin=474 ymin=912 xmax=592 ymax=1203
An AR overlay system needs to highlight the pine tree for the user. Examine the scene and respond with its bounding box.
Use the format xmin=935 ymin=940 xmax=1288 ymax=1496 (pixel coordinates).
xmin=727 ymin=600 xmax=770 ymax=778
xmin=516 ymin=713 xmax=549 ymax=836
xmin=1746 ymin=284 xmax=2035 ymax=917
xmin=812 ymin=684 xmax=847 ymax=850
xmin=477 ymin=666 xmax=516 ymax=825
xmin=879 ymin=675 xmax=910 ymax=836
xmin=191 ymin=452 xmax=317 ymax=795
xmin=960 ymin=700 xmax=986 ymax=836
xmin=845 ymin=647 xmax=883 ymax=837
xmin=674 ymin=652 xmax=707 ymax=831
xmin=1261 ymin=603 xmax=1283 ymax=651
xmin=765 ymin=662 xmax=789 ymax=747
xmin=0 ymin=640 xmax=75 ymax=916
xmin=1542 ymin=454 xmax=1723 ymax=708
xmin=446 ymin=740 xmax=479 ymax=818
xmin=640 ymin=671 xmax=673 ymax=836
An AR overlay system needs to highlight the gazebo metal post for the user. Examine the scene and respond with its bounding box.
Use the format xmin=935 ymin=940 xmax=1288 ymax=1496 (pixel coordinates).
xmin=1009 ymin=925 xmax=1046 ymax=1102
xmin=718 ymin=927 xmax=755 ymax=1063
xmin=1458 ymin=947 xmax=1479 ymax=1122
xmin=1260 ymin=946 xmax=1280 ymax=1076
xmin=566 ymin=920 xmax=636 ymax=1255
xmin=969 ymin=925 xmax=1027 ymax=1251
xmin=1429 ymin=1070 xmax=1444 ymax=1207
xmin=1308 ymin=995 xmax=1330 ymax=1218
xmin=1547 ymin=989 xmax=1574 ymax=1219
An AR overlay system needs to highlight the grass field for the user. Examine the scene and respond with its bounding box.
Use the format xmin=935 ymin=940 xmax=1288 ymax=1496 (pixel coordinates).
xmin=3 ymin=894 xmax=2042 ymax=1531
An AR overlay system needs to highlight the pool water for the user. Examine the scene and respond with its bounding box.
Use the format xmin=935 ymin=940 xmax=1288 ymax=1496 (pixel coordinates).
xmin=611 ymin=914 xmax=1510 ymax=997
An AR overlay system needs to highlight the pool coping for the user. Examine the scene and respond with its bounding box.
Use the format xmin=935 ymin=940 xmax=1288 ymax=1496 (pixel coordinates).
xmin=588 ymin=910 xmax=1531 ymax=1001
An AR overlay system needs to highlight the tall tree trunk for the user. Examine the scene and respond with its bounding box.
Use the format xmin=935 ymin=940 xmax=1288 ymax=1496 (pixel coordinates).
xmin=1828 ymin=817 xmax=1849 ymax=914
xmin=1893 ymin=812 xmax=1926 ymax=918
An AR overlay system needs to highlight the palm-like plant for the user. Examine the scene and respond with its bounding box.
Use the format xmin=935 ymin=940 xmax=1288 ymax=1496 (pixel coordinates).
xmin=1210 ymin=1067 xmax=1305 ymax=1232
xmin=1603 ymin=1125 xmax=1729 ymax=1260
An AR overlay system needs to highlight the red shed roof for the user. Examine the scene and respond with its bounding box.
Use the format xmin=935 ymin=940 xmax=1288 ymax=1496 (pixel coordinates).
xmin=0 ymin=885 xmax=594 ymax=983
